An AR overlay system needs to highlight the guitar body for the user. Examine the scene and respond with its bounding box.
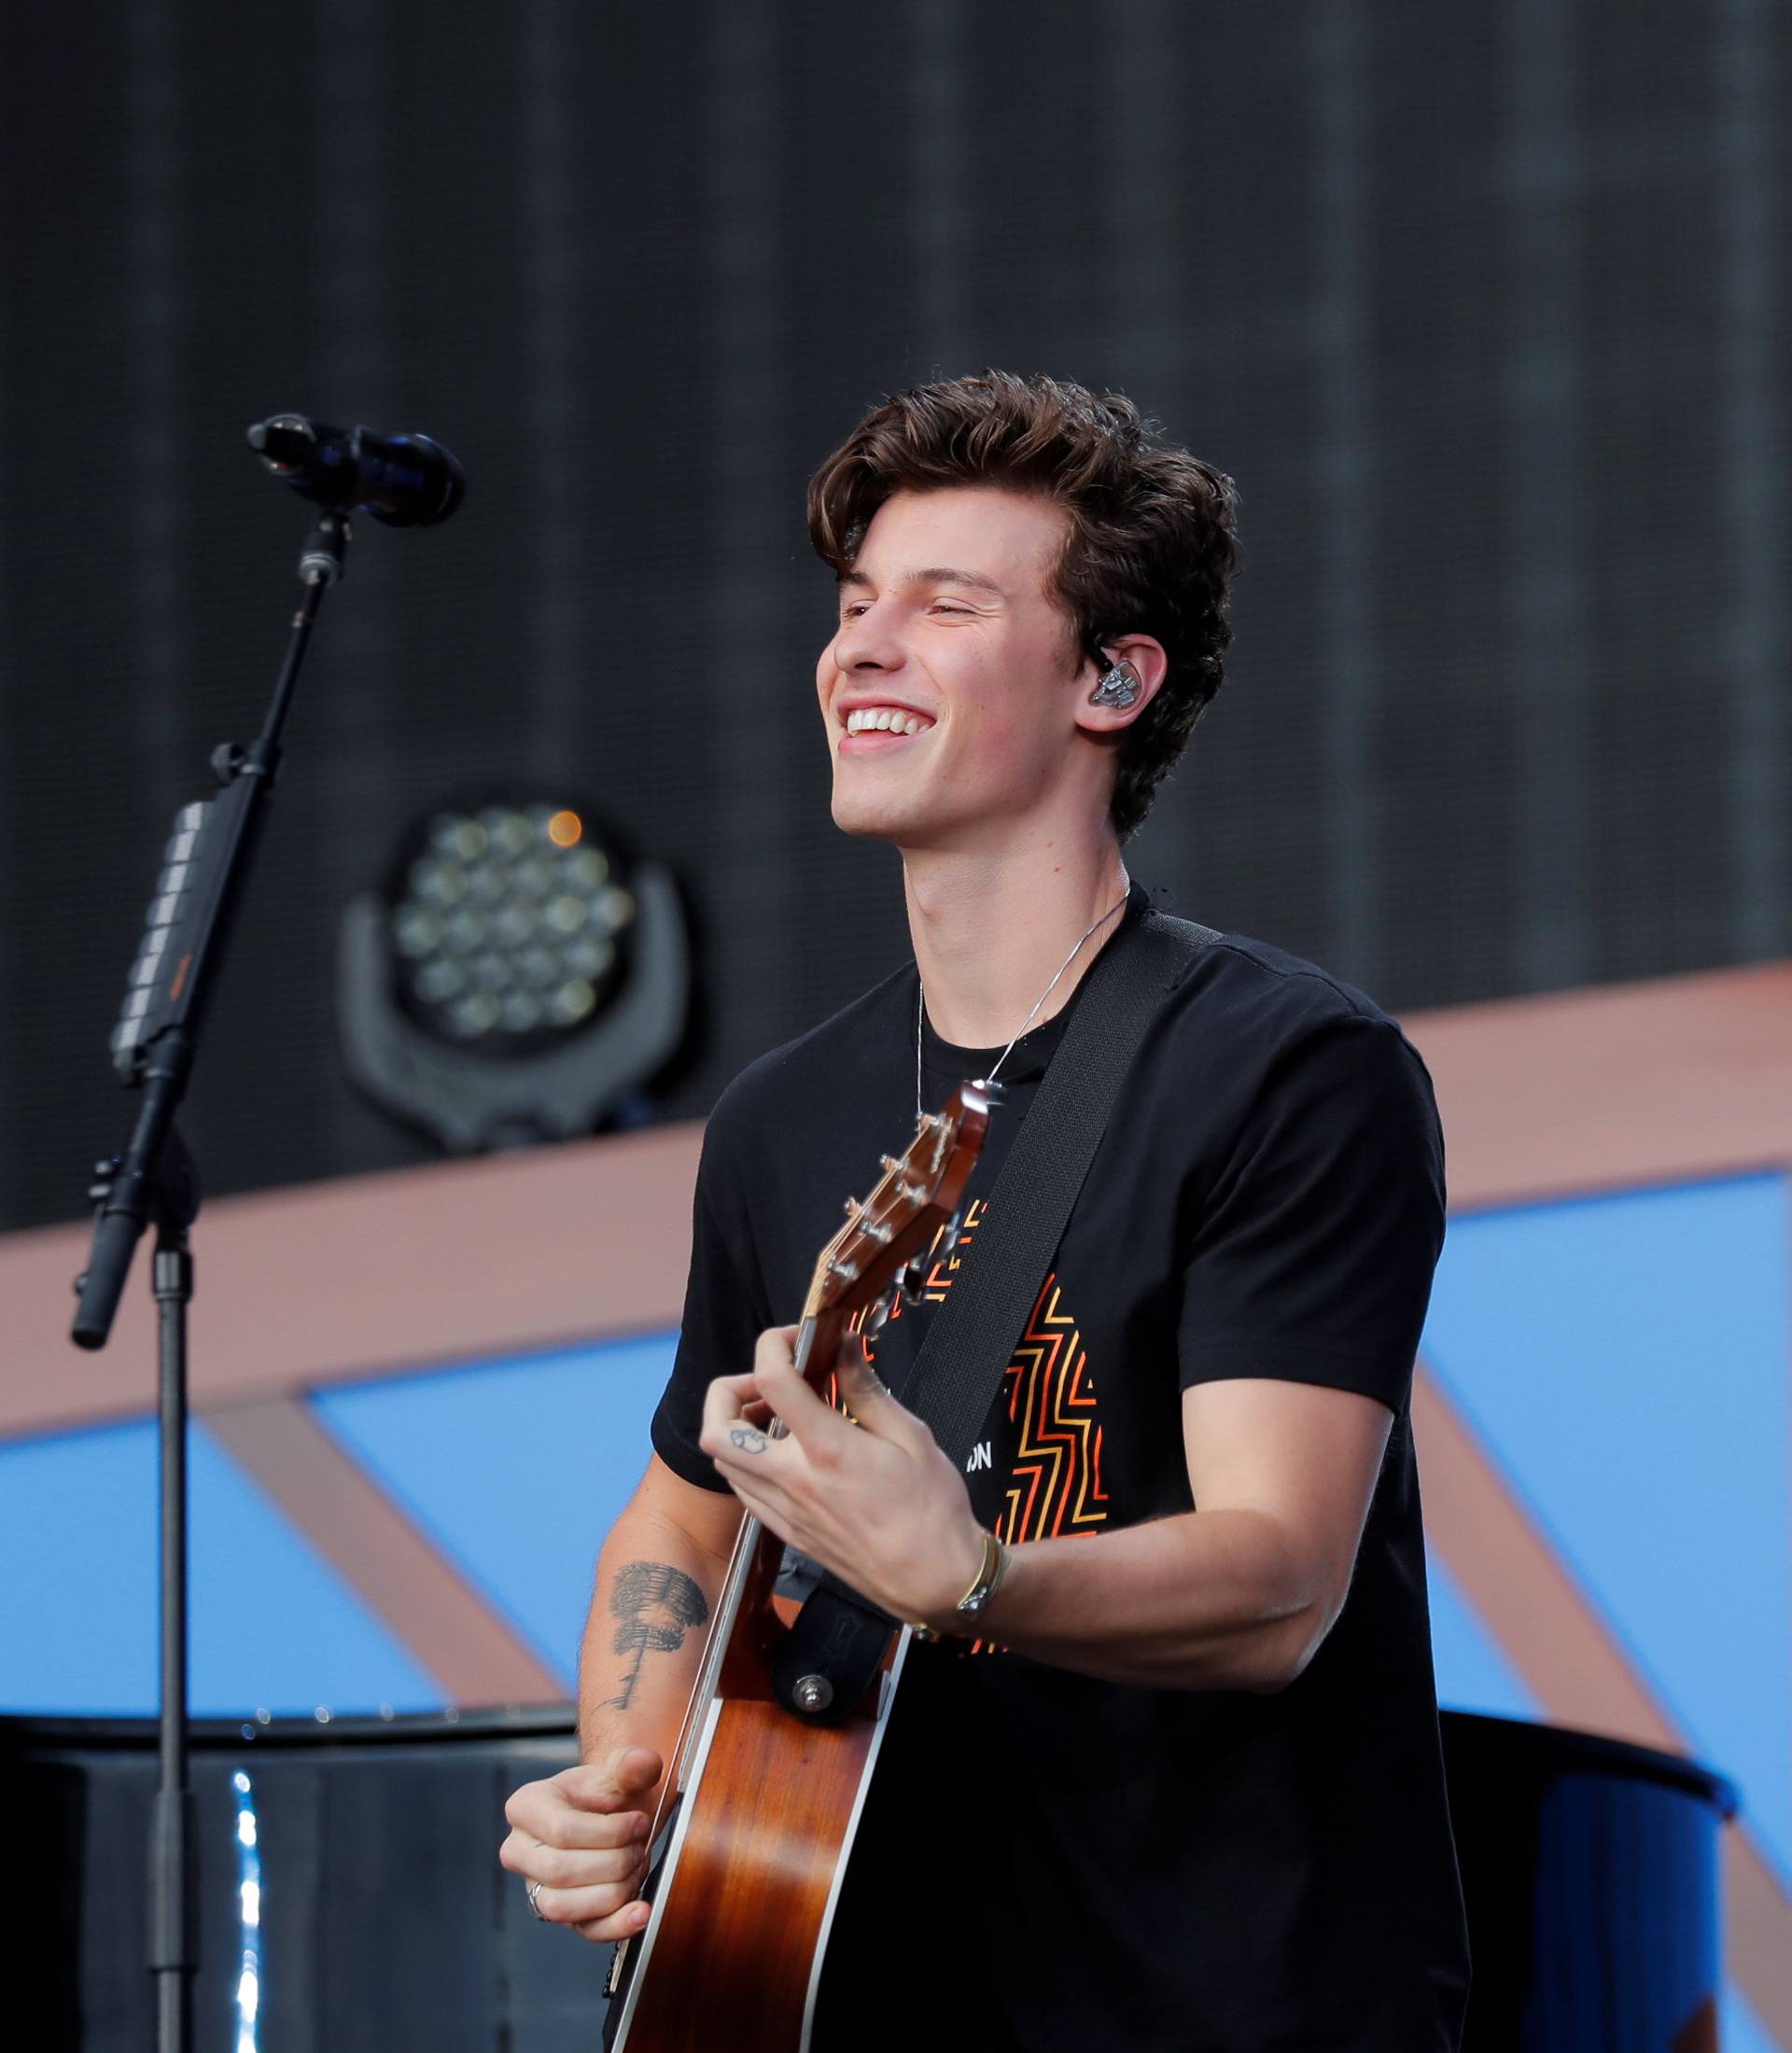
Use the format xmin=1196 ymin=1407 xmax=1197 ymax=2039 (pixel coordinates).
xmin=605 ymin=1086 xmax=987 ymax=2050
xmin=607 ymin=1640 xmax=909 ymax=2051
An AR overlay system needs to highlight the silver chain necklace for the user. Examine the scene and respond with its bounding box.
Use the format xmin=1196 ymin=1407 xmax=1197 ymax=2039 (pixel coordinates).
xmin=915 ymin=887 xmax=1129 ymax=1120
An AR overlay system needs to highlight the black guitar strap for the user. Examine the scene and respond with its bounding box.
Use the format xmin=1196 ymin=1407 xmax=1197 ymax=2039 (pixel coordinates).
xmin=896 ymin=903 xmax=1217 ymax=1471
xmin=773 ymin=905 xmax=1217 ymax=1720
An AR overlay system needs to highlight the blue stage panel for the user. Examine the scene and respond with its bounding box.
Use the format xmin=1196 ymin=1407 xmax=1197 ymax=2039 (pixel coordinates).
xmin=1421 ymin=1171 xmax=1792 ymax=1891
xmin=0 ymin=1418 xmax=441 ymax=1714
xmin=1724 ymin=1987 xmax=1782 ymax=2053
xmin=1425 ymin=1543 xmax=1539 ymax=1722
xmin=311 ymin=1330 xmax=680 ymax=1690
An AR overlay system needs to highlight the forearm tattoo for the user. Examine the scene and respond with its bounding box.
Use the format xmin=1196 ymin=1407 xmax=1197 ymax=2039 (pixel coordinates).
xmin=599 ymin=1560 xmax=710 ymax=1711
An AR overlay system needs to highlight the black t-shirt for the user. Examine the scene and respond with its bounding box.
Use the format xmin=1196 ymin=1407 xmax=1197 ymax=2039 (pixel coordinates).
xmin=651 ymin=888 xmax=1471 ymax=2052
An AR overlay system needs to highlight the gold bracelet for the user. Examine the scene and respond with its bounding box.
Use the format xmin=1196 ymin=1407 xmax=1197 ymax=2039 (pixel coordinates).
xmin=955 ymin=1528 xmax=1005 ymax=1616
xmin=903 ymin=1528 xmax=1008 ymax=1641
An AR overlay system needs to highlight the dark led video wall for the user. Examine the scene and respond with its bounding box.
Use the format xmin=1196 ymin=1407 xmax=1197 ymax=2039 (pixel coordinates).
xmin=0 ymin=0 xmax=1786 ymax=1230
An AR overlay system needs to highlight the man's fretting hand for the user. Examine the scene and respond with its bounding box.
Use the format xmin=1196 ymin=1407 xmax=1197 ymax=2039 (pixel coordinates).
xmin=499 ymin=1745 xmax=661 ymax=1942
xmin=700 ymin=1326 xmax=986 ymax=1629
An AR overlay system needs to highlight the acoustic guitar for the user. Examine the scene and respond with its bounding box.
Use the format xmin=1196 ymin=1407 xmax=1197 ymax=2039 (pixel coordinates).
xmin=603 ymin=1083 xmax=989 ymax=2050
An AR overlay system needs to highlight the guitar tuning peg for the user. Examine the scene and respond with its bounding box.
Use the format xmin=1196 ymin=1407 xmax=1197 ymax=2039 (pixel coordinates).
xmin=863 ymin=1288 xmax=894 ymax=1335
xmin=898 ymin=1253 xmax=928 ymax=1306
xmin=843 ymin=1195 xmax=861 ymax=1217
xmin=937 ymin=1209 xmax=963 ymax=1254
xmin=879 ymin=1153 xmax=902 ymax=1173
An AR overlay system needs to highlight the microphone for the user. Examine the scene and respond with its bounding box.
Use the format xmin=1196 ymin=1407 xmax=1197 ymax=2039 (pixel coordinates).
xmin=246 ymin=413 xmax=466 ymax=527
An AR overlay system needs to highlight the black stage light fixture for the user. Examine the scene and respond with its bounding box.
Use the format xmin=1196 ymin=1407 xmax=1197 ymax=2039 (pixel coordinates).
xmin=338 ymin=796 xmax=691 ymax=1151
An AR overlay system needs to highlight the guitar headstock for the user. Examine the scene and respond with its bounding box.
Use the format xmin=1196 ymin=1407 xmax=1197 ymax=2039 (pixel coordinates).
xmin=801 ymin=1082 xmax=989 ymax=1329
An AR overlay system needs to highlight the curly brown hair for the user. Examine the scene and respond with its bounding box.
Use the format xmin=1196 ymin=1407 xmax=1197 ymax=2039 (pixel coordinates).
xmin=806 ymin=370 xmax=1240 ymax=840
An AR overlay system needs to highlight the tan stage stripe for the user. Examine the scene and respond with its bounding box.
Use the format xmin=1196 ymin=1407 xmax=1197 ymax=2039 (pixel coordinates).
xmin=1407 ymin=959 xmax=1792 ymax=1211
xmin=1 ymin=1120 xmax=703 ymax=1440
xmin=206 ymin=1395 xmax=565 ymax=1708
xmin=1413 ymin=1362 xmax=1792 ymax=2044
xmin=7 ymin=956 xmax=1789 ymax=1442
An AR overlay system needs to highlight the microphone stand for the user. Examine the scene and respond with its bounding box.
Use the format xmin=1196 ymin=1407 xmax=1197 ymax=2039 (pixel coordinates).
xmin=71 ymin=508 xmax=353 ymax=2053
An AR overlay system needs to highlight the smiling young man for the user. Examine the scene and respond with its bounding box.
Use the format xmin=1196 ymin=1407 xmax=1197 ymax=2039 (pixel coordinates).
xmin=501 ymin=373 xmax=1471 ymax=2050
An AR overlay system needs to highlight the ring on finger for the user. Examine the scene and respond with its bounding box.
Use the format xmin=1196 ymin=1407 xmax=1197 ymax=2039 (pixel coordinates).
xmin=526 ymin=1878 xmax=548 ymax=1921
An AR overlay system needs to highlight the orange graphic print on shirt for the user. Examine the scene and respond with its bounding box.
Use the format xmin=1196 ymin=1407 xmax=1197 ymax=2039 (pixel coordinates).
xmin=860 ymin=1200 xmax=1108 ymax=1655
xmin=998 ymin=1271 xmax=1108 ymax=1545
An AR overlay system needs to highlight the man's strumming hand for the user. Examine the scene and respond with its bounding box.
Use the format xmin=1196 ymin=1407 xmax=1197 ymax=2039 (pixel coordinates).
xmin=499 ymin=1744 xmax=662 ymax=1944
xmin=699 ymin=1327 xmax=986 ymax=1631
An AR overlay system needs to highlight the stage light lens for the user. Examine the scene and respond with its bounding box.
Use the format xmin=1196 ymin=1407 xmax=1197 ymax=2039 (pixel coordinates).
xmin=415 ymin=959 xmax=463 ymax=1002
xmin=552 ymin=977 xmax=597 ymax=1024
xmin=564 ymin=934 xmax=614 ymax=979
xmin=446 ymin=991 xmax=500 ymax=1037
xmin=382 ymin=797 xmax=638 ymax=1054
xmin=393 ymin=908 xmax=440 ymax=957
